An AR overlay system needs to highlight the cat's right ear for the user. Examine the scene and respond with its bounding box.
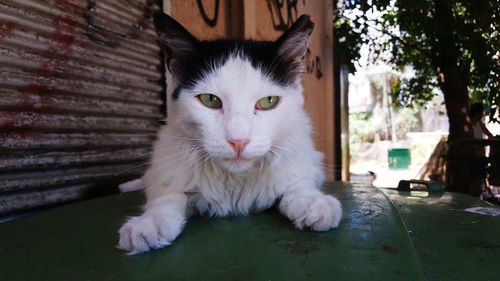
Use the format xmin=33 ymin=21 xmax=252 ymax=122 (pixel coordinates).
xmin=274 ymin=15 xmax=314 ymax=80
xmin=153 ymin=12 xmax=200 ymax=79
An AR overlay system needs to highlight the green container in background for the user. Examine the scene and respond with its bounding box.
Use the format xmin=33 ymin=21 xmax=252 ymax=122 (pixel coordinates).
xmin=388 ymin=148 xmax=411 ymax=169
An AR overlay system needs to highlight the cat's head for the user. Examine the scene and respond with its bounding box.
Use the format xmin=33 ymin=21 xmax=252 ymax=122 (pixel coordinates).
xmin=154 ymin=12 xmax=314 ymax=173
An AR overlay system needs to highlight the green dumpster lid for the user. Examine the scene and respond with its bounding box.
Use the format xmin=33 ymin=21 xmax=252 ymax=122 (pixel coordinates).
xmin=0 ymin=182 xmax=498 ymax=280
xmin=382 ymin=187 xmax=500 ymax=281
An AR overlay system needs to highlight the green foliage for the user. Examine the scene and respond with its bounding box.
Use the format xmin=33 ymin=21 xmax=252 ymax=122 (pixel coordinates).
xmin=394 ymin=107 xmax=420 ymax=139
xmin=333 ymin=16 xmax=364 ymax=73
xmin=390 ymin=70 xmax=437 ymax=109
xmin=349 ymin=109 xmax=420 ymax=153
xmin=335 ymin=0 xmax=499 ymax=121
xmin=349 ymin=112 xmax=378 ymax=155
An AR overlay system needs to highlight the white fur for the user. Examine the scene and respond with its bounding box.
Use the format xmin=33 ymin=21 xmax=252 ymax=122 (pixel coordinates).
xmin=118 ymin=55 xmax=342 ymax=254
xmin=118 ymin=178 xmax=145 ymax=192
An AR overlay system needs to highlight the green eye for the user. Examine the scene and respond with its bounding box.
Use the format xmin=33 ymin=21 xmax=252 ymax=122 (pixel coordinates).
xmin=256 ymin=96 xmax=280 ymax=110
xmin=197 ymin=94 xmax=223 ymax=109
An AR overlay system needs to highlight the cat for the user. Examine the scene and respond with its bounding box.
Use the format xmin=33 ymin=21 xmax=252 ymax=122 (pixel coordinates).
xmin=117 ymin=12 xmax=342 ymax=255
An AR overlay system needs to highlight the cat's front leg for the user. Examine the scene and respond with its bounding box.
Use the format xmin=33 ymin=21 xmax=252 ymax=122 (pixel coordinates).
xmin=279 ymin=185 xmax=342 ymax=231
xmin=117 ymin=192 xmax=187 ymax=255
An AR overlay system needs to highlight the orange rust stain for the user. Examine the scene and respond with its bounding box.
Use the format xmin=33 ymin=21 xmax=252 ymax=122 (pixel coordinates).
xmin=30 ymin=3 xmax=84 ymax=90
xmin=55 ymin=0 xmax=83 ymax=14
xmin=17 ymin=84 xmax=57 ymax=112
xmin=381 ymin=244 xmax=399 ymax=254
xmin=0 ymin=22 xmax=17 ymax=40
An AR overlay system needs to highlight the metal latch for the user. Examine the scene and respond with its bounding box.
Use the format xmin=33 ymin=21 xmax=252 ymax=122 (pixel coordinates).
xmin=397 ymin=180 xmax=444 ymax=193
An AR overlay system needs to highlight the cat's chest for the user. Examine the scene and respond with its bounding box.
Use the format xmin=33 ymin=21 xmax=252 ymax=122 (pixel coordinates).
xmin=188 ymin=176 xmax=279 ymax=216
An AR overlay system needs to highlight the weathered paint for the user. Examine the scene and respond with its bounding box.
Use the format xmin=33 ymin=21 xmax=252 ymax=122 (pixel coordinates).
xmin=0 ymin=0 xmax=163 ymax=214
xmin=0 ymin=184 xmax=89 ymax=212
xmin=0 ymin=147 xmax=151 ymax=170
xmin=0 ymin=183 xmax=427 ymax=280
xmin=2 ymin=183 xmax=495 ymax=280
xmin=382 ymin=187 xmax=500 ymax=280
xmin=0 ymin=132 xmax=154 ymax=149
xmin=0 ymin=111 xmax=159 ymax=131
xmin=0 ymin=163 xmax=146 ymax=192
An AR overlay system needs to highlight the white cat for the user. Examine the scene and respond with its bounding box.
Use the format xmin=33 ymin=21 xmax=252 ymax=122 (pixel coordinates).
xmin=118 ymin=12 xmax=342 ymax=255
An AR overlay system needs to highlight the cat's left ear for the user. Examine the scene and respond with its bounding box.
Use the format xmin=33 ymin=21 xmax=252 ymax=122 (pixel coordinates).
xmin=153 ymin=12 xmax=200 ymax=80
xmin=275 ymin=15 xmax=315 ymax=74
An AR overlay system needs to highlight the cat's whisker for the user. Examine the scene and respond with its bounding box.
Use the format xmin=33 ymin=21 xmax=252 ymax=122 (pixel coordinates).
xmin=320 ymin=167 xmax=343 ymax=175
xmin=271 ymin=144 xmax=296 ymax=153
xmin=322 ymin=165 xmax=344 ymax=169
xmin=263 ymin=151 xmax=273 ymax=162
xmin=142 ymin=155 xmax=191 ymax=178
xmin=142 ymin=147 xmax=203 ymax=178
xmin=117 ymin=161 xmax=150 ymax=175
xmin=153 ymin=140 xmax=205 ymax=152
xmin=270 ymin=148 xmax=301 ymax=173
xmin=322 ymin=169 xmax=343 ymax=174
xmin=157 ymin=134 xmax=204 ymax=141
xmin=145 ymin=148 xmax=198 ymax=167
xmin=272 ymin=145 xmax=343 ymax=172
xmin=271 ymin=144 xmax=312 ymax=164
xmin=271 ymin=146 xmax=343 ymax=176
xmin=264 ymin=51 xmax=284 ymax=81
xmin=192 ymin=151 xmax=211 ymax=172
xmin=321 ymin=164 xmax=345 ymax=174
xmin=145 ymin=152 xmax=193 ymax=174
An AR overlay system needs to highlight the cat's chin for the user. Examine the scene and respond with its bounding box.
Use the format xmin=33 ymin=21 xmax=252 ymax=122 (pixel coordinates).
xmin=219 ymin=157 xmax=255 ymax=173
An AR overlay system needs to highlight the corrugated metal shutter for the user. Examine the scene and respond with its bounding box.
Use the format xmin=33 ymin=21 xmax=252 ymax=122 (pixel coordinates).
xmin=0 ymin=0 xmax=164 ymax=214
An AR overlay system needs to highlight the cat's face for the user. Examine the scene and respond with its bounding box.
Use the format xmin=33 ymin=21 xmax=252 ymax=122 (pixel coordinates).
xmin=154 ymin=13 xmax=314 ymax=173
xmin=177 ymin=56 xmax=305 ymax=172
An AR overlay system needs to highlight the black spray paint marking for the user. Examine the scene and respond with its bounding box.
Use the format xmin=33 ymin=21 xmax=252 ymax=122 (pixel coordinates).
xmin=305 ymin=48 xmax=322 ymax=80
xmin=266 ymin=0 xmax=320 ymax=80
xmin=266 ymin=0 xmax=306 ymax=32
xmin=196 ymin=0 xmax=220 ymax=28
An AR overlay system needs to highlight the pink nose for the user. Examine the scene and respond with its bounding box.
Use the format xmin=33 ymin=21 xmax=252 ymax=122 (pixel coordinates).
xmin=227 ymin=139 xmax=250 ymax=156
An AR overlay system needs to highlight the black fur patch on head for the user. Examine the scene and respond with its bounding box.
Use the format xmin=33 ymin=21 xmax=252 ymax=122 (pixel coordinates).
xmin=154 ymin=13 xmax=314 ymax=100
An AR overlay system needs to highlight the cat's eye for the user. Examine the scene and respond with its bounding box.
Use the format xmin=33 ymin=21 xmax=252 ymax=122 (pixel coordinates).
xmin=197 ymin=94 xmax=223 ymax=109
xmin=256 ymin=96 xmax=280 ymax=110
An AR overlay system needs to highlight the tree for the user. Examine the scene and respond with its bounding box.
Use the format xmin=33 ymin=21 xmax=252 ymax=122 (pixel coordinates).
xmin=335 ymin=0 xmax=499 ymax=193
xmin=335 ymin=0 xmax=499 ymax=136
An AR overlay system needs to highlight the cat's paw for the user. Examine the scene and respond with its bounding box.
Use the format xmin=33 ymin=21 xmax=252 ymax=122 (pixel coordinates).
xmin=117 ymin=214 xmax=184 ymax=255
xmin=281 ymin=194 xmax=342 ymax=231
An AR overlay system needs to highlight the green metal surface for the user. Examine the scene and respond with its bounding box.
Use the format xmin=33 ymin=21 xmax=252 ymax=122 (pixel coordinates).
xmin=388 ymin=148 xmax=411 ymax=169
xmin=0 ymin=183 xmax=424 ymax=281
xmin=382 ymin=188 xmax=500 ymax=281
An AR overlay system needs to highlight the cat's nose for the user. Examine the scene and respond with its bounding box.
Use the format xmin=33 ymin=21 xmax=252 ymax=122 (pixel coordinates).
xmin=227 ymin=139 xmax=250 ymax=156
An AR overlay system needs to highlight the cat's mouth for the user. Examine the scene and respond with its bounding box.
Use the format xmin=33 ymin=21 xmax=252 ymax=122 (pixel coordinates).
xmin=220 ymin=156 xmax=255 ymax=172
xmin=223 ymin=157 xmax=251 ymax=164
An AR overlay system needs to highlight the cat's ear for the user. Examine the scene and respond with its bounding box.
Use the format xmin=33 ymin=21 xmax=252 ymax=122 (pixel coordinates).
xmin=275 ymin=14 xmax=314 ymax=75
xmin=153 ymin=12 xmax=200 ymax=79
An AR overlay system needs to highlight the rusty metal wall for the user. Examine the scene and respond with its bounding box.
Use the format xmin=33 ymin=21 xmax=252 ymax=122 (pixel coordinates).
xmin=0 ymin=0 xmax=163 ymax=214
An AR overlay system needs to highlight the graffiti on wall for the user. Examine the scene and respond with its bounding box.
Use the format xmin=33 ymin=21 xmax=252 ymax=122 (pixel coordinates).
xmin=305 ymin=48 xmax=322 ymax=80
xmin=266 ymin=0 xmax=306 ymax=31
xmin=196 ymin=0 xmax=220 ymax=27
xmin=266 ymin=0 xmax=322 ymax=80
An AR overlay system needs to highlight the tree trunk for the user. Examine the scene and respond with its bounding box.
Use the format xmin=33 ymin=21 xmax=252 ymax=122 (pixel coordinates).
xmin=432 ymin=0 xmax=484 ymax=195
xmin=438 ymin=67 xmax=484 ymax=195
xmin=439 ymin=68 xmax=471 ymax=141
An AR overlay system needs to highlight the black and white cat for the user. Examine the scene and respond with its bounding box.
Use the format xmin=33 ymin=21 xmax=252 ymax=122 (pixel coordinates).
xmin=118 ymin=12 xmax=342 ymax=254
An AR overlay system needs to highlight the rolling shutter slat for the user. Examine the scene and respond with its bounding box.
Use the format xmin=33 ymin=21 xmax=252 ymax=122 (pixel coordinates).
xmin=0 ymin=0 xmax=163 ymax=214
